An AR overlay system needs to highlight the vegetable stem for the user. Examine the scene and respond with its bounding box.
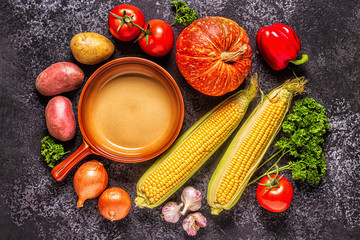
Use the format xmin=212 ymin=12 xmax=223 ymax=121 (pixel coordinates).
xmin=135 ymin=23 xmax=152 ymax=45
xmin=171 ymin=8 xmax=181 ymax=26
xmin=289 ymin=54 xmax=309 ymax=65
xmin=248 ymin=97 xmax=330 ymax=186
xmin=249 ymin=151 xmax=288 ymax=186
xmin=256 ymin=149 xmax=281 ymax=171
xmin=263 ymin=150 xmax=289 ymax=174
xmin=248 ymin=165 xmax=291 ymax=186
xmin=170 ymin=1 xmax=198 ymax=26
xmin=111 ymin=11 xmax=146 ymax=33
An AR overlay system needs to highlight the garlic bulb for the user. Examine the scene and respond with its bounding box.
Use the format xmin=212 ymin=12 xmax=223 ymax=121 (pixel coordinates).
xmin=182 ymin=212 xmax=207 ymax=236
xmin=161 ymin=202 xmax=183 ymax=223
xmin=180 ymin=186 xmax=202 ymax=215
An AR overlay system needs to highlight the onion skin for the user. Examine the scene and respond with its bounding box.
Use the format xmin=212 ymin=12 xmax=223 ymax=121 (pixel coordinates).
xmin=98 ymin=187 xmax=131 ymax=221
xmin=73 ymin=160 xmax=108 ymax=207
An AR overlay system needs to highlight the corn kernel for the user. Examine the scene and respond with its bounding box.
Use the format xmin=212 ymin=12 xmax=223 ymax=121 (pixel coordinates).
xmin=215 ymin=96 xmax=289 ymax=205
xmin=138 ymin=102 xmax=243 ymax=204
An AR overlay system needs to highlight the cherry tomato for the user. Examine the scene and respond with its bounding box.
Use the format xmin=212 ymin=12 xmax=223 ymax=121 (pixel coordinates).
xmin=256 ymin=174 xmax=293 ymax=212
xmin=138 ymin=19 xmax=174 ymax=57
xmin=108 ymin=4 xmax=145 ymax=42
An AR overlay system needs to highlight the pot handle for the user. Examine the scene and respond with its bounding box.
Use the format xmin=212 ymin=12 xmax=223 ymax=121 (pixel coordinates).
xmin=51 ymin=140 xmax=94 ymax=182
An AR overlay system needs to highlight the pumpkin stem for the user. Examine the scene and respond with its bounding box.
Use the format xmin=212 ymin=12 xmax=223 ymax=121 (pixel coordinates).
xmin=220 ymin=45 xmax=247 ymax=63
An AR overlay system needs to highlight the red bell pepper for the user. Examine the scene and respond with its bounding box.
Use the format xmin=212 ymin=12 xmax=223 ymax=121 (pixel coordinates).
xmin=256 ymin=23 xmax=308 ymax=70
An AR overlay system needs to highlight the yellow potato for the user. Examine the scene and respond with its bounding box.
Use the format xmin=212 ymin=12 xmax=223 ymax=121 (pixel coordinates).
xmin=70 ymin=32 xmax=115 ymax=65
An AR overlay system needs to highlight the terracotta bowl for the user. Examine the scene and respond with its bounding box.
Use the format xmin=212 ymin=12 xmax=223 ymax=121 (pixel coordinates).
xmin=51 ymin=57 xmax=184 ymax=181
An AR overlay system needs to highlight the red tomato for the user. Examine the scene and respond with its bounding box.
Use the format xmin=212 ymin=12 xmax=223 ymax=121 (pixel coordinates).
xmin=138 ymin=20 xmax=174 ymax=57
xmin=256 ymin=174 xmax=293 ymax=212
xmin=108 ymin=4 xmax=145 ymax=42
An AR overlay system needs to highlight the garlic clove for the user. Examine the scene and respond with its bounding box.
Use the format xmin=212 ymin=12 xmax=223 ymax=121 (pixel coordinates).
xmin=192 ymin=212 xmax=207 ymax=227
xmin=161 ymin=202 xmax=183 ymax=223
xmin=182 ymin=212 xmax=207 ymax=236
xmin=180 ymin=186 xmax=202 ymax=215
xmin=182 ymin=214 xmax=198 ymax=236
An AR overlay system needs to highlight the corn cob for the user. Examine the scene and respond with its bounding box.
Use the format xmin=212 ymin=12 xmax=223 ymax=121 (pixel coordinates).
xmin=207 ymin=77 xmax=307 ymax=215
xmin=135 ymin=75 xmax=259 ymax=208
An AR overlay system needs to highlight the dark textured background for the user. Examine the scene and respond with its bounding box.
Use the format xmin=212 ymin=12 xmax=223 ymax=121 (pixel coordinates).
xmin=0 ymin=0 xmax=359 ymax=239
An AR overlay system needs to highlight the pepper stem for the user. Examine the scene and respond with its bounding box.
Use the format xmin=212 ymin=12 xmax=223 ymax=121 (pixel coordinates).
xmin=289 ymin=54 xmax=309 ymax=66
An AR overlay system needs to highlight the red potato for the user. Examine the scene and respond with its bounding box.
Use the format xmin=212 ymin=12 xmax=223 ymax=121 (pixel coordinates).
xmin=36 ymin=62 xmax=84 ymax=96
xmin=45 ymin=96 xmax=76 ymax=141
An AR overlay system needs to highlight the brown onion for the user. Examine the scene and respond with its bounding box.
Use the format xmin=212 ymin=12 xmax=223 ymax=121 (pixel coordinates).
xmin=98 ymin=187 xmax=131 ymax=221
xmin=73 ymin=160 xmax=108 ymax=207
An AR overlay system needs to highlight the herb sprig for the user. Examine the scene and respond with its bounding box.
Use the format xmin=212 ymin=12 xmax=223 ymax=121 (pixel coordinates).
xmin=170 ymin=1 xmax=198 ymax=26
xmin=249 ymin=98 xmax=330 ymax=185
xmin=41 ymin=136 xmax=69 ymax=168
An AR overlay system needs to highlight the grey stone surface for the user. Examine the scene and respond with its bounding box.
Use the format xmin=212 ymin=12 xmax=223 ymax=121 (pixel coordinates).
xmin=0 ymin=0 xmax=359 ymax=239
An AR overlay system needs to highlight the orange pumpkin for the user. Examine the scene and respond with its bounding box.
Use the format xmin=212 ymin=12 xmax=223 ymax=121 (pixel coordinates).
xmin=176 ymin=17 xmax=252 ymax=96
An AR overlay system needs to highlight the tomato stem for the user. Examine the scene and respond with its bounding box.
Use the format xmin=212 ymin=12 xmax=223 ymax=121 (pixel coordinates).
xmin=248 ymin=149 xmax=290 ymax=186
xmin=263 ymin=150 xmax=289 ymax=175
xmin=111 ymin=11 xmax=146 ymax=34
xmin=111 ymin=10 xmax=153 ymax=45
xmin=258 ymin=165 xmax=283 ymax=191
xmin=248 ymin=165 xmax=291 ymax=186
xmin=135 ymin=23 xmax=152 ymax=45
xmin=256 ymin=149 xmax=282 ymax=171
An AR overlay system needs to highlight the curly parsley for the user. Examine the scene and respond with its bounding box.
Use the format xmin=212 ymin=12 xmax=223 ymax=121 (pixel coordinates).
xmin=41 ymin=136 xmax=69 ymax=168
xmin=170 ymin=1 xmax=198 ymax=26
xmin=250 ymin=98 xmax=330 ymax=185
